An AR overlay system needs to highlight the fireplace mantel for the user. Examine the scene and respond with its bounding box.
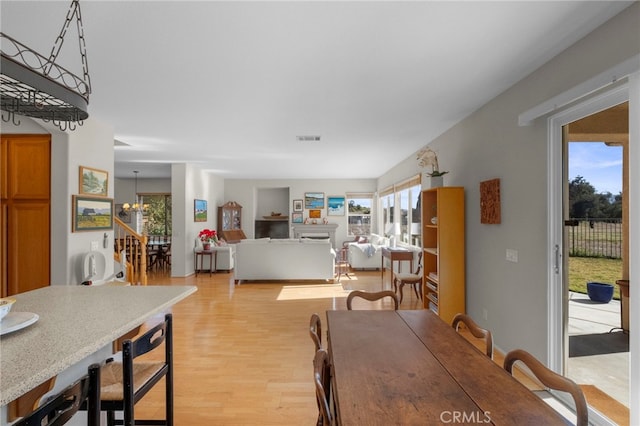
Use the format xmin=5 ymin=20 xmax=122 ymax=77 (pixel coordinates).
xmin=292 ymin=223 xmax=338 ymax=247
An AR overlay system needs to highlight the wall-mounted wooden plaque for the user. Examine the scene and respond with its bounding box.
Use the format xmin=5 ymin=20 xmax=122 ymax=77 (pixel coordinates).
xmin=480 ymin=178 xmax=501 ymax=224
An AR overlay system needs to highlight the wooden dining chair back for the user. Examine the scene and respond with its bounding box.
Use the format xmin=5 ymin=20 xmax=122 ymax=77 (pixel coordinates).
xmin=99 ymin=313 xmax=173 ymax=426
xmin=451 ymin=313 xmax=493 ymax=358
xmin=313 ymin=349 xmax=333 ymax=426
xmin=392 ymin=251 xmax=423 ymax=304
xmin=309 ymin=313 xmax=322 ymax=351
xmin=16 ymin=364 xmax=100 ymax=426
xmin=504 ymin=349 xmax=588 ymax=426
xmin=346 ymin=290 xmax=399 ymax=310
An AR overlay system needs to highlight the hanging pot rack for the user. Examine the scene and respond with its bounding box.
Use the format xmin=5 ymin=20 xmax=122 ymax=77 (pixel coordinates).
xmin=0 ymin=0 xmax=91 ymax=131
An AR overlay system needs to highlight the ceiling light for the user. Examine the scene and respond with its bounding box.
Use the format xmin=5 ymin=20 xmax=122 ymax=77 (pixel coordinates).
xmin=120 ymin=171 xmax=148 ymax=215
xmin=0 ymin=0 xmax=91 ymax=131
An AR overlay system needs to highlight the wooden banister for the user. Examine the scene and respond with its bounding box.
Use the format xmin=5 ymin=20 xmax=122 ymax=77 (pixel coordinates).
xmin=114 ymin=217 xmax=148 ymax=285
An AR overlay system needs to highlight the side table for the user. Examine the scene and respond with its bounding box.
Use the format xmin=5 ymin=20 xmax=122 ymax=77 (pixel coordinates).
xmin=195 ymin=249 xmax=217 ymax=276
xmin=381 ymin=247 xmax=413 ymax=285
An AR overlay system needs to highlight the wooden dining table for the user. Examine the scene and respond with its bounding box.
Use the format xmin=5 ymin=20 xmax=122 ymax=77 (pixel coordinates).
xmin=326 ymin=309 xmax=567 ymax=425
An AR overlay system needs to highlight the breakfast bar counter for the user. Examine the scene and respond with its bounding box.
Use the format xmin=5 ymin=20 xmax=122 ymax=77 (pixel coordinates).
xmin=0 ymin=285 xmax=196 ymax=407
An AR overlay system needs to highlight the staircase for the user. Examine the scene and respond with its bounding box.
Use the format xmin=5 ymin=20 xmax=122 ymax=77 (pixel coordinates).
xmin=114 ymin=217 xmax=148 ymax=285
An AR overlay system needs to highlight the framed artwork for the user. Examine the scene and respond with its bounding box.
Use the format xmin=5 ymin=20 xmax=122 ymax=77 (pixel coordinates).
xmin=115 ymin=203 xmax=131 ymax=224
xmin=194 ymin=199 xmax=208 ymax=222
xmin=327 ymin=196 xmax=346 ymax=216
xmin=305 ymin=192 xmax=324 ymax=209
xmin=292 ymin=212 xmax=303 ymax=223
xmin=79 ymin=166 xmax=108 ymax=197
xmin=72 ymin=195 xmax=113 ymax=232
xmin=309 ymin=209 xmax=321 ymax=219
xmin=293 ymin=199 xmax=303 ymax=212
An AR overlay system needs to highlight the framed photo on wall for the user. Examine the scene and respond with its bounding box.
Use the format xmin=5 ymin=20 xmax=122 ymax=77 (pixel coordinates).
xmin=327 ymin=196 xmax=346 ymax=216
xmin=72 ymin=195 xmax=113 ymax=232
xmin=115 ymin=204 xmax=131 ymax=223
xmin=293 ymin=199 xmax=303 ymax=212
xmin=305 ymin=192 xmax=324 ymax=209
xmin=194 ymin=199 xmax=208 ymax=222
xmin=79 ymin=166 xmax=108 ymax=197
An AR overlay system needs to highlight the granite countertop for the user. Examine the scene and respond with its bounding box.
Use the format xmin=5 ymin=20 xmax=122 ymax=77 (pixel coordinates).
xmin=0 ymin=285 xmax=196 ymax=406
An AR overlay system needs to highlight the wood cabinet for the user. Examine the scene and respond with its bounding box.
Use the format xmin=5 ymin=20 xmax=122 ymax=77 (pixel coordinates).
xmin=1 ymin=135 xmax=51 ymax=297
xmin=217 ymin=201 xmax=244 ymax=241
xmin=422 ymin=186 xmax=465 ymax=324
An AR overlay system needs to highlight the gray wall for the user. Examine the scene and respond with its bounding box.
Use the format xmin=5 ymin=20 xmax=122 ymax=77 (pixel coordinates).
xmin=379 ymin=4 xmax=640 ymax=363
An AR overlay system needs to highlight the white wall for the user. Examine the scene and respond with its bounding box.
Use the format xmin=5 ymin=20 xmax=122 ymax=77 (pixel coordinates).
xmin=224 ymin=178 xmax=377 ymax=246
xmin=379 ymin=4 xmax=640 ymax=365
xmin=171 ymin=163 xmax=225 ymax=277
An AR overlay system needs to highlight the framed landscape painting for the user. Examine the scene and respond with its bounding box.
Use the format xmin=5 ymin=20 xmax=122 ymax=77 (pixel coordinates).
xmin=194 ymin=199 xmax=207 ymax=222
xmin=292 ymin=212 xmax=303 ymax=223
xmin=305 ymin=192 xmax=324 ymax=209
xmin=79 ymin=166 xmax=108 ymax=196
xmin=73 ymin=195 xmax=113 ymax=232
xmin=327 ymin=196 xmax=346 ymax=216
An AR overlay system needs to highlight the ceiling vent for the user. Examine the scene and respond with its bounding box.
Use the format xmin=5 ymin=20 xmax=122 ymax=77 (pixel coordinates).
xmin=296 ymin=135 xmax=321 ymax=142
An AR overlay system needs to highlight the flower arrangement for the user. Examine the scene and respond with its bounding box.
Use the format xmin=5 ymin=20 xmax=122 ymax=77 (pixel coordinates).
xmin=416 ymin=147 xmax=449 ymax=177
xmin=198 ymin=228 xmax=218 ymax=243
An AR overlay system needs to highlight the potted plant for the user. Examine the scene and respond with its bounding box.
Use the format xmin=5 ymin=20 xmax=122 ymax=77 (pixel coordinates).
xmin=416 ymin=147 xmax=449 ymax=187
xmin=198 ymin=228 xmax=218 ymax=250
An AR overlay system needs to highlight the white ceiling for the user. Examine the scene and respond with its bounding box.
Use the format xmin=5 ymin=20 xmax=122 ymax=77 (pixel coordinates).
xmin=1 ymin=1 xmax=633 ymax=179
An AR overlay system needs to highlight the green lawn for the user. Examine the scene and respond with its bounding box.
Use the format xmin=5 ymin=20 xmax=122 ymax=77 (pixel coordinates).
xmin=568 ymin=256 xmax=623 ymax=300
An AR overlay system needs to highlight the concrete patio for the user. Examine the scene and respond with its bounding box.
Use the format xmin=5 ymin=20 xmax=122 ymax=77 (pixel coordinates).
xmin=567 ymin=291 xmax=629 ymax=409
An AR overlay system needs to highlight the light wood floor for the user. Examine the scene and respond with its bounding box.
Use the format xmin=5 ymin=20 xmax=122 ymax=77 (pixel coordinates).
xmin=133 ymin=268 xmax=419 ymax=424
xmin=132 ymin=268 xmax=598 ymax=425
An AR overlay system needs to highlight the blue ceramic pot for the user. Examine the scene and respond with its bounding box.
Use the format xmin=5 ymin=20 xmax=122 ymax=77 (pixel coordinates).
xmin=586 ymin=282 xmax=614 ymax=303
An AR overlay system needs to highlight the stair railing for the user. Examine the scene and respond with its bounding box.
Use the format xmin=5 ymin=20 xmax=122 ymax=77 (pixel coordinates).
xmin=114 ymin=217 xmax=148 ymax=285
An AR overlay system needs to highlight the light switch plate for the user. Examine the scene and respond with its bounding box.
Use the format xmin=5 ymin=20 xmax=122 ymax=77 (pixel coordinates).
xmin=506 ymin=249 xmax=518 ymax=263
xmin=91 ymin=241 xmax=99 ymax=251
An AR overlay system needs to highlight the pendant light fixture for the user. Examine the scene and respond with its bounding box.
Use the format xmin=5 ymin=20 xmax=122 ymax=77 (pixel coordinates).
xmin=120 ymin=171 xmax=148 ymax=214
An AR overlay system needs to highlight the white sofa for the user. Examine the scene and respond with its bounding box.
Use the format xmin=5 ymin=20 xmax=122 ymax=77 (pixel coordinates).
xmin=233 ymin=238 xmax=335 ymax=283
xmin=346 ymin=234 xmax=389 ymax=270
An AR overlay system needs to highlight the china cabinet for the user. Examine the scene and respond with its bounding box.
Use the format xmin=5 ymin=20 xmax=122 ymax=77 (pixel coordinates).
xmin=217 ymin=201 xmax=244 ymax=241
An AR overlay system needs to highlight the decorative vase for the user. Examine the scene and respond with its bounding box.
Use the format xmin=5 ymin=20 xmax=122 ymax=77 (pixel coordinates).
xmin=203 ymin=242 xmax=211 ymax=250
xmin=430 ymin=175 xmax=443 ymax=188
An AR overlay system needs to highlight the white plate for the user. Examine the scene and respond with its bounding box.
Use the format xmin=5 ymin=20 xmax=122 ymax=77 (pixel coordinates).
xmin=0 ymin=312 xmax=39 ymax=336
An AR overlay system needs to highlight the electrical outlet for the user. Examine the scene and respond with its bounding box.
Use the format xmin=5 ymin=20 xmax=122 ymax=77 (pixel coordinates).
xmin=506 ymin=249 xmax=518 ymax=263
xmin=90 ymin=241 xmax=99 ymax=251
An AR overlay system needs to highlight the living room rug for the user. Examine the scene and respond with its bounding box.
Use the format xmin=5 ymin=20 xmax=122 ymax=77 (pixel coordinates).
xmin=580 ymin=384 xmax=629 ymax=425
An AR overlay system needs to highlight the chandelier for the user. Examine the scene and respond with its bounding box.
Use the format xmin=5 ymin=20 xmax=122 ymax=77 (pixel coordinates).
xmin=120 ymin=171 xmax=148 ymax=215
xmin=0 ymin=0 xmax=91 ymax=131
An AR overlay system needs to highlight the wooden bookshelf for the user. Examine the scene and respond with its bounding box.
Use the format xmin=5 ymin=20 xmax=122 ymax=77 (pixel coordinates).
xmin=421 ymin=187 xmax=465 ymax=324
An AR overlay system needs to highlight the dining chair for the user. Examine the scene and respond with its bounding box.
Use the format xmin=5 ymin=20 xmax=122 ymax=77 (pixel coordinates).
xmin=504 ymin=349 xmax=588 ymax=426
xmin=346 ymin=290 xmax=399 ymax=310
xmin=99 ymin=313 xmax=174 ymax=426
xmin=392 ymin=251 xmax=423 ymax=304
xmin=309 ymin=313 xmax=322 ymax=352
xmin=451 ymin=313 xmax=493 ymax=358
xmin=15 ymin=364 xmax=100 ymax=426
xmin=313 ymin=349 xmax=334 ymax=426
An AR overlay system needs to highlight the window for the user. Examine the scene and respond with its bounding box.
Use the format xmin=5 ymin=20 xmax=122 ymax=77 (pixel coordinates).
xmin=380 ymin=175 xmax=421 ymax=247
xmin=347 ymin=193 xmax=373 ymax=236
xmin=140 ymin=194 xmax=172 ymax=236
